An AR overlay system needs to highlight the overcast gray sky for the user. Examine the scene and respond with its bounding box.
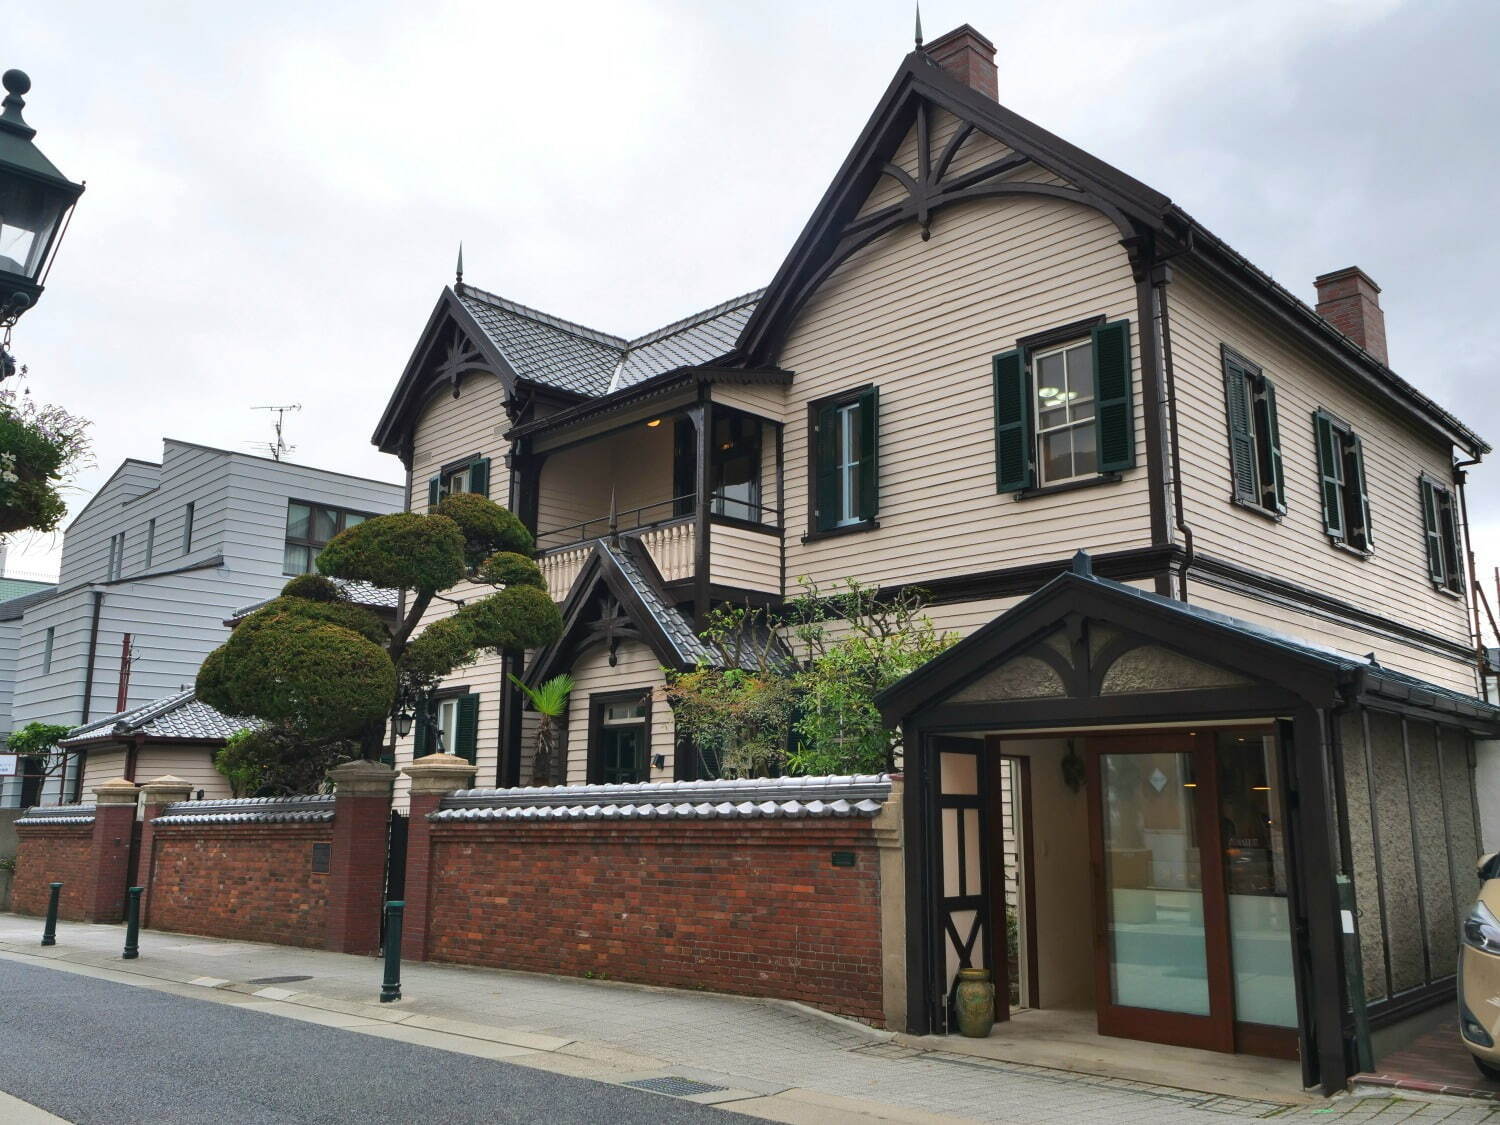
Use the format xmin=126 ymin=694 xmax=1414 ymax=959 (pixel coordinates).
xmin=6 ymin=1 xmax=1500 ymax=601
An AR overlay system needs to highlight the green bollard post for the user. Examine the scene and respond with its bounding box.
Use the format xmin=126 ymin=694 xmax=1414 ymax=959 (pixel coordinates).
xmin=122 ymin=886 xmax=143 ymax=960
xmin=41 ymin=882 xmax=62 ymax=946
xmin=380 ymin=901 xmax=404 ymax=1003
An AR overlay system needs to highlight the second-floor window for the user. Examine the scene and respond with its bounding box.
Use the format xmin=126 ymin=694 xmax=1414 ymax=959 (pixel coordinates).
xmin=811 ymin=387 xmax=879 ymax=533
xmin=42 ymin=626 xmax=54 ymax=674
xmin=426 ymin=456 xmax=490 ymax=509
xmin=106 ymin=532 xmax=124 ymax=581
xmin=1222 ymin=347 xmax=1285 ymax=515
xmin=993 ymin=318 xmax=1133 ymax=493
xmin=1313 ymin=410 xmax=1372 ymax=553
xmin=284 ymin=501 xmax=373 ymax=575
xmin=1419 ymin=475 xmax=1464 ymax=594
xmin=182 ymin=501 xmax=195 ymax=554
xmin=144 ymin=519 xmax=156 ymax=569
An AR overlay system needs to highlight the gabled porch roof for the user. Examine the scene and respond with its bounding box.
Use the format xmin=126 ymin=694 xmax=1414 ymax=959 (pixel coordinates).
xmin=877 ymin=552 xmax=1500 ymax=733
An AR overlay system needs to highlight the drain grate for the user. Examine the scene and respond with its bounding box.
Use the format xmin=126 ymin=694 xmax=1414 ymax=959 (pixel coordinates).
xmin=247 ymin=975 xmax=314 ymax=985
xmin=623 ymin=1077 xmax=728 ymax=1098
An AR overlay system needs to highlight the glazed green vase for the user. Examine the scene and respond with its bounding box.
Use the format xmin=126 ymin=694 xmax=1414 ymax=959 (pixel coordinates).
xmin=954 ymin=967 xmax=995 ymax=1038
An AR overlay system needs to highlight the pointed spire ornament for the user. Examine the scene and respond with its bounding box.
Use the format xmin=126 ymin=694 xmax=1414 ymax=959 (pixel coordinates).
xmin=455 ymin=242 xmax=464 ymax=286
xmin=914 ymin=2 xmax=923 ymax=49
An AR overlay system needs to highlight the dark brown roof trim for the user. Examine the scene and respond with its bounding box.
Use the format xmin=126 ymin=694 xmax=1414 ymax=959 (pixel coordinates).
xmin=505 ymin=365 xmax=791 ymax=443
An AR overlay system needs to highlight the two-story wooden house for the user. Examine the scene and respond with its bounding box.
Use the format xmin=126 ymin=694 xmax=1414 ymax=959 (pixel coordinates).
xmin=372 ymin=26 xmax=1497 ymax=1091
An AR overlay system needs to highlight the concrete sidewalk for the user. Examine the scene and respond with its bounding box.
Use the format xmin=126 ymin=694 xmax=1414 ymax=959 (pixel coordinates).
xmin=0 ymin=914 xmax=1488 ymax=1124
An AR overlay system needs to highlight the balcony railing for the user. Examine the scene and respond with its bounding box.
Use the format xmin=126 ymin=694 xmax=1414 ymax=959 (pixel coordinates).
xmin=536 ymin=494 xmax=780 ymax=552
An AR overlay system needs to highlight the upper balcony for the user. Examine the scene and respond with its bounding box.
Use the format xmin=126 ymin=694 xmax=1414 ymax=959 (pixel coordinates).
xmin=527 ymin=403 xmax=783 ymax=606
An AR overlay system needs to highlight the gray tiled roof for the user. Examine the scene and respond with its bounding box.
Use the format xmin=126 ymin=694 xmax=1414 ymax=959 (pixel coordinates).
xmin=432 ymin=774 xmax=891 ymax=823
xmin=456 ymin=283 xmax=763 ymax=400
xmin=0 ymin=583 xmax=58 ymax=622
xmin=61 ymin=688 xmax=258 ymax=747
xmin=610 ymin=290 xmax=764 ymax=392
xmin=16 ymin=803 xmax=96 ymax=826
xmin=152 ymin=794 xmax=334 ymax=826
xmin=229 ymin=577 xmax=398 ymax=622
xmin=606 ymin=541 xmax=713 ymax=665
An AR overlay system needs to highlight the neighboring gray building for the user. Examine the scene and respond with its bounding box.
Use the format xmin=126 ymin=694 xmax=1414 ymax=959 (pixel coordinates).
xmin=0 ymin=439 xmax=402 ymax=807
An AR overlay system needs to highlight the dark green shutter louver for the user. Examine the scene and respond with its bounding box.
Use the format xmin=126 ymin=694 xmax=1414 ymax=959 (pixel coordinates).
xmin=413 ymin=699 xmax=431 ymax=757
xmin=1223 ymin=357 xmax=1258 ymax=504
xmin=1347 ymin=433 xmax=1372 ymax=548
xmin=1092 ymin=319 xmax=1134 ymax=473
xmin=813 ymin=402 xmax=840 ymax=532
xmin=1314 ymin=411 xmax=1344 ymax=539
xmin=427 ymin=476 xmax=441 ymax=511
xmin=857 ymin=387 xmax=879 ymax=522
xmin=468 ymin=457 xmax=490 ymax=497
xmin=455 ymin=694 xmax=479 ymax=764
xmin=992 ymin=349 xmax=1030 ymax=492
xmin=1420 ymin=479 xmax=1446 ymax=584
xmin=1257 ymin=376 xmax=1286 ymax=513
xmin=1441 ymin=497 xmax=1465 ymax=591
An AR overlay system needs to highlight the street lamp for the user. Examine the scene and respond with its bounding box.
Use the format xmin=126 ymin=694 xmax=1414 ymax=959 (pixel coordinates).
xmin=0 ymin=68 xmax=84 ymax=330
xmin=393 ymin=708 xmax=414 ymax=739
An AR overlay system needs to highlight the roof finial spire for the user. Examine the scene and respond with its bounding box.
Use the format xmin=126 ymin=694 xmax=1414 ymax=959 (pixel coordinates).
xmin=914 ymin=2 xmax=923 ymax=49
xmin=455 ymin=242 xmax=464 ymax=287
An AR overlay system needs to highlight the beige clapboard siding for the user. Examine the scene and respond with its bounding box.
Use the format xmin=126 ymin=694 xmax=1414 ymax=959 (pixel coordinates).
xmin=1187 ymin=581 xmax=1476 ymax=693
xmin=535 ymin=424 xmax=674 ymax=539
xmin=709 ymin=524 xmax=781 ymax=593
xmin=778 ymin=187 xmax=1149 ymax=589
xmin=134 ymin=745 xmax=233 ymax=799
xmin=1166 ymin=266 xmax=1472 ymax=653
xmin=79 ymin=748 xmax=128 ymax=790
xmin=563 ymin=640 xmax=675 ymax=785
xmin=711 ymin=382 xmax=786 ymax=421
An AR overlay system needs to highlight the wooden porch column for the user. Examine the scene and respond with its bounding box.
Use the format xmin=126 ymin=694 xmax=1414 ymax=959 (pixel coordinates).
xmin=400 ymin=753 xmax=478 ymax=962
xmin=689 ymin=398 xmax=712 ymax=628
xmin=1290 ymin=705 xmax=1351 ymax=1094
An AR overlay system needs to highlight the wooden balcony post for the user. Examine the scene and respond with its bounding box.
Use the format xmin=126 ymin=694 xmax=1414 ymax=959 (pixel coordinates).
xmin=690 ymin=397 xmax=712 ymax=628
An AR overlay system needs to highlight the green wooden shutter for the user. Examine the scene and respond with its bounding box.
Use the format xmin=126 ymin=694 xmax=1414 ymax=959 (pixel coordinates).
xmin=1223 ymin=357 xmax=1257 ymax=504
xmin=856 ymin=387 xmax=879 ymax=522
xmin=1347 ymin=433 xmax=1372 ymax=548
xmin=468 ymin=457 xmax=490 ymax=497
xmin=427 ymin=476 xmax=441 ymax=511
xmin=1257 ymin=375 xmax=1286 ymax=513
xmin=1092 ymin=319 xmax=1134 ymax=473
xmin=813 ymin=402 xmax=840 ymax=531
xmin=992 ymin=349 xmax=1031 ymax=492
xmin=1314 ymin=412 xmax=1344 ymax=539
xmin=413 ymin=699 xmax=431 ymax=757
xmin=455 ymin=694 xmax=479 ymax=764
xmin=1441 ymin=494 xmax=1465 ymax=591
xmin=1420 ymin=479 xmax=1446 ymax=584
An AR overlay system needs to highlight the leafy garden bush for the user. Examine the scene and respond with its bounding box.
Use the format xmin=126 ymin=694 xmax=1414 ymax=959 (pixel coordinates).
xmin=214 ymin=725 xmax=357 ymax=797
xmin=197 ymin=493 xmax=563 ymax=760
xmin=0 ymin=385 xmax=91 ymax=536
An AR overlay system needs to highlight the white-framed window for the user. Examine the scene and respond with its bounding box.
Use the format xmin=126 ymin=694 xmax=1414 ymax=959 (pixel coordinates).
xmin=106 ymin=532 xmax=124 ymax=581
xmin=833 ymin=401 xmax=863 ymax=526
xmin=1032 ymin=340 xmax=1097 ymax=485
xmin=435 ymin=697 xmax=460 ymax=753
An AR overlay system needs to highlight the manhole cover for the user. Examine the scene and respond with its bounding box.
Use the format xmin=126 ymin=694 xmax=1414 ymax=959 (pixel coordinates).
xmin=247 ymin=975 xmax=313 ymax=985
xmin=623 ymin=1077 xmax=728 ymax=1098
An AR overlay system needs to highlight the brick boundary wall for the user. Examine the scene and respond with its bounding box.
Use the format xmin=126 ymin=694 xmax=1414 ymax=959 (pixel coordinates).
xmin=144 ymin=825 xmax=334 ymax=948
xmin=11 ymin=823 xmax=94 ymax=921
xmin=421 ymin=817 xmax=888 ymax=1024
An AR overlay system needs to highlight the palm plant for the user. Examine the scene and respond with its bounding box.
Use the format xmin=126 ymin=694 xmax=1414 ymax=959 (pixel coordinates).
xmin=509 ymin=673 xmax=573 ymax=786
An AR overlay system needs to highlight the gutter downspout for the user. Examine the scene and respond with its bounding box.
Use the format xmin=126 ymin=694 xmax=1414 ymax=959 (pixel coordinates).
xmin=81 ymin=590 xmax=103 ymax=723
xmin=1455 ymin=454 xmax=1485 ymax=695
xmin=1154 ymin=260 xmax=1194 ymax=600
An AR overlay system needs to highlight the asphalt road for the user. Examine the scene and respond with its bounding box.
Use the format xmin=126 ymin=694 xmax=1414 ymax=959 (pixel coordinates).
xmin=0 ymin=959 xmax=736 ymax=1124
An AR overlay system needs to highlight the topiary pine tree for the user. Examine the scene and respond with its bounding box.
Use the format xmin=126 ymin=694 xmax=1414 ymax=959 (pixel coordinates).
xmin=197 ymin=494 xmax=563 ymax=760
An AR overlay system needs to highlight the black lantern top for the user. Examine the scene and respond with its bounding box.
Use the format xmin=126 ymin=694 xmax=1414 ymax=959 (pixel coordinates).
xmin=0 ymin=68 xmax=84 ymax=323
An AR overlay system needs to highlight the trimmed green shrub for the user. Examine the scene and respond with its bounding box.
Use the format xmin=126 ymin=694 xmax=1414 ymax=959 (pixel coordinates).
xmin=476 ymin=550 xmax=547 ymax=590
xmin=281 ymin=573 xmax=343 ymax=602
xmin=436 ymin=493 xmax=533 ymax=565
xmin=316 ymin=511 xmax=466 ymax=594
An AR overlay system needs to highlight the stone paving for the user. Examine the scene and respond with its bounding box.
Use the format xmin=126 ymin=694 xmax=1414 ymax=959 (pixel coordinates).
xmin=1 ymin=914 xmax=1497 ymax=1123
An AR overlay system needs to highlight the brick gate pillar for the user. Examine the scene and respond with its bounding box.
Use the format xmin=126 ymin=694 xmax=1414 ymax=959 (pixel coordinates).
xmin=137 ymin=775 xmax=193 ymax=927
xmin=325 ymin=759 xmax=397 ymax=955
xmin=86 ymin=778 xmax=139 ymax=923
xmin=399 ymin=753 xmax=478 ymax=962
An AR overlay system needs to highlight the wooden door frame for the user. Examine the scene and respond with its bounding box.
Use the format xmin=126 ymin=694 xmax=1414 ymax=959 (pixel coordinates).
xmin=1086 ymin=730 xmax=1236 ymax=1054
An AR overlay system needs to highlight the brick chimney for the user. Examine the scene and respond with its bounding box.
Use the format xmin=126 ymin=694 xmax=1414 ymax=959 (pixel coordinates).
xmin=925 ymin=25 xmax=998 ymax=101
xmin=1315 ymin=267 xmax=1388 ymax=366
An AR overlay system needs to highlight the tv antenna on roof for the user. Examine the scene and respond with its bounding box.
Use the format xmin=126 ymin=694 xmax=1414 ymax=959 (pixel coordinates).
xmin=252 ymin=403 xmax=301 ymax=461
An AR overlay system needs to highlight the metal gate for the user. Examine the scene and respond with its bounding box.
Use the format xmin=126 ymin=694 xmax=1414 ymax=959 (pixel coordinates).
xmin=380 ymin=810 xmax=407 ymax=948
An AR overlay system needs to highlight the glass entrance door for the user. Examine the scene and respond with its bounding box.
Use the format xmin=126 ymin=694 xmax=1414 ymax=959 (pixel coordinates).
xmin=1087 ymin=732 xmax=1235 ymax=1052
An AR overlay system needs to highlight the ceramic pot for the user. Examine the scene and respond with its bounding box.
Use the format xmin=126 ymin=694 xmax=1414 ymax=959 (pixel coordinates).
xmin=954 ymin=967 xmax=995 ymax=1038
